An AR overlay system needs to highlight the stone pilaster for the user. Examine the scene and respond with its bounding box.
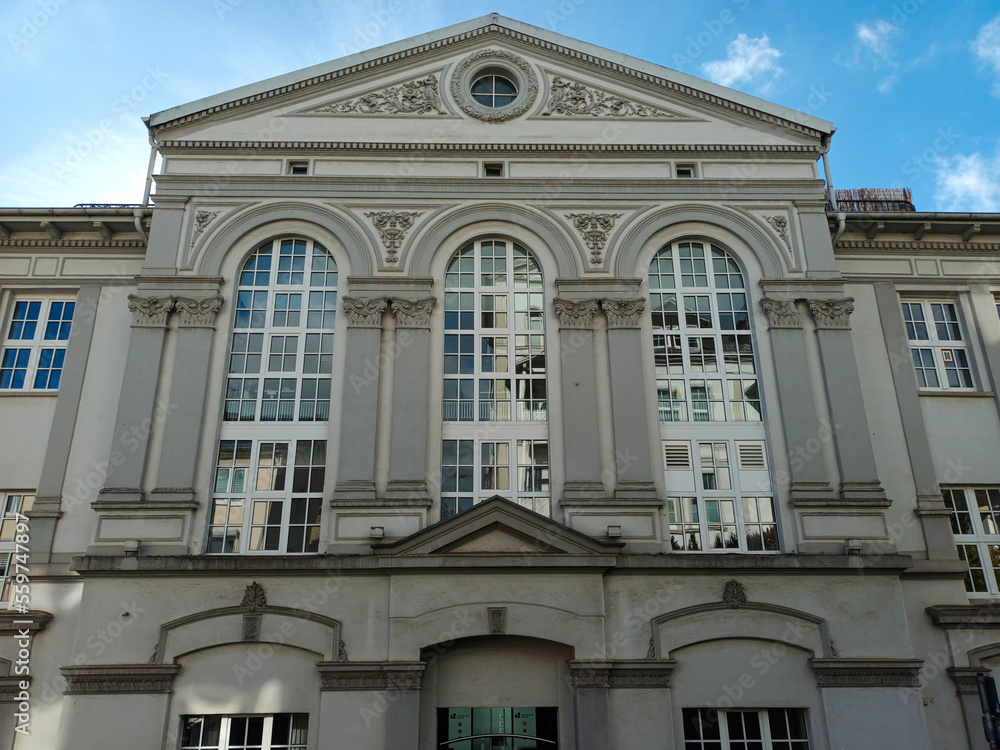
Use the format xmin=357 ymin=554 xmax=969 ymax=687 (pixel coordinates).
xmin=806 ymin=298 xmax=886 ymax=504
xmin=385 ymin=297 xmax=436 ymax=503
xmin=600 ymin=298 xmax=658 ymax=503
xmin=759 ymin=297 xmax=835 ymax=503
xmin=569 ymin=661 xmax=613 ymax=750
xmin=553 ymin=298 xmax=605 ymax=502
xmin=332 ymin=297 xmax=388 ymax=503
xmin=150 ymin=295 xmax=223 ymax=504
xmin=97 ymin=295 xmax=174 ymax=504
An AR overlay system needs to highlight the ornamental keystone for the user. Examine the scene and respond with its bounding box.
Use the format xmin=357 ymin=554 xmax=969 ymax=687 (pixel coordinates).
xmin=564 ymin=212 xmax=623 ymax=264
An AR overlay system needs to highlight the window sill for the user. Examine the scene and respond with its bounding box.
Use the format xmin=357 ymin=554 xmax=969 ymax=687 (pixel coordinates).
xmin=917 ymin=390 xmax=995 ymax=398
xmin=0 ymin=390 xmax=59 ymax=397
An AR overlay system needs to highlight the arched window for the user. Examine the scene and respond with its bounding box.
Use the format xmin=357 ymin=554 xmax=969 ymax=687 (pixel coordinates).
xmin=650 ymin=240 xmax=777 ymax=552
xmin=440 ymin=239 xmax=549 ymax=520
xmin=208 ymin=238 xmax=337 ymax=554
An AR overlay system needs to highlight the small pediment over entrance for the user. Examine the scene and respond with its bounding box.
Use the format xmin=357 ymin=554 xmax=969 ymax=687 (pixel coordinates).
xmin=373 ymin=496 xmax=622 ymax=558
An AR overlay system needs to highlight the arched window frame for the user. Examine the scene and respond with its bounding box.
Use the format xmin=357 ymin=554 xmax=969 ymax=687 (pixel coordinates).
xmin=439 ymin=237 xmax=550 ymax=520
xmin=207 ymin=236 xmax=338 ymax=555
xmin=648 ymin=238 xmax=778 ymax=553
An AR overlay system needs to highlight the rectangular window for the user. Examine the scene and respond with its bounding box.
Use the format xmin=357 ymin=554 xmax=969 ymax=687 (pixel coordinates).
xmin=682 ymin=707 xmax=809 ymax=749
xmin=901 ymin=301 xmax=975 ymax=390
xmin=943 ymin=486 xmax=1000 ymax=595
xmin=0 ymin=493 xmax=33 ymax=608
xmin=208 ymin=440 xmax=324 ymax=554
xmin=440 ymin=438 xmax=549 ymax=520
xmin=180 ymin=714 xmax=307 ymax=750
xmin=1 ymin=298 xmax=75 ymax=390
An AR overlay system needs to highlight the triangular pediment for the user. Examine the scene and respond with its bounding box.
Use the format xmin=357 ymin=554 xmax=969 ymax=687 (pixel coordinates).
xmin=148 ymin=16 xmax=832 ymax=147
xmin=373 ymin=496 xmax=622 ymax=557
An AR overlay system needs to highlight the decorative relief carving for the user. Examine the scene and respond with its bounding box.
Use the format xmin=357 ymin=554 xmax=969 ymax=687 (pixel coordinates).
xmin=242 ymin=614 xmax=262 ymax=642
xmin=608 ymin=664 xmax=677 ymax=689
xmin=314 ymin=75 xmax=446 ymax=115
xmin=339 ymin=640 xmax=348 ymax=663
xmin=0 ymin=676 xmax=29 ymax=703
xmin=808 ymin=298 xmax=855 ymax=329
xmin=450 ymin=49 xmax=538 ymax=122
xmin=318 ymin=663 xmax=424 ymax=691
xmin=487 ymin=607 xmax=507 ymax=635
xmin=764 ymin=215 xmax=791 ymax=248
xmin=553 ymin=298 xmax=600 ymax=328
xmin=564 ymin=212 xmax=622 ymax=264
xmin=343 ymin=297 xmax=388 ymax=328
xmin=601 ymin=298 xmax=645 ymax=329
xmin=646 ymin=636 xmax=656 ymax=660
xmin=722 ymin=579 xmax=747 ymax=608
xmin=544 ymin=77 xmax=675 ymax=118
xmin=174 ymin=296 xmax=223 ymax=327
xmin=127 ymin=295 xmax=173 ymax=327
xmin=60 ymin=664 xmax=180 ymax=694
xmin=390 ymin=298 xmax=436 ymax=328
xmin=240 ymin=581 xmax=267 ymax=611
xmin=365 ymin=210 xmax=423 ymax=262
xmin=759 ymin=297 xmax=801 ymax=329
xmin=191 ymin=210 xmax=219 ymax=244
xmin=568 ymin=663 xmax=611 ymax=688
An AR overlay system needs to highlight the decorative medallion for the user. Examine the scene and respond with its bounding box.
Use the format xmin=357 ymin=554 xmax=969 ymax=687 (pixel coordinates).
xmin=313 ymin=75 xmax=446 ymax=115
xmin=564 ymin=212 xmax=623 ymax=264
xmin=553 ymin=298 xmax=600 ymax=328
xmin=174 ymin=296 xmax=223 ymax=328
xmin=722 ymin=579 xmax=747 ymax=608
xmin=759 ymin=298 xmax=801 ymax=329
xmin=365 ymin=210 xmax=423 ymax=262
xmin=808 ymin=298 xmax=855 ymax=329
xmin=240 ymin=581 xmax=267 ymax=611
xmin=191 ymin=210 xmax=219 ymax=245
xmin=343 ymin=297 xmax=388 ymax=328
xmin=127 ymin=295 xmax=173 ymax=328
xmin=390 ymin=298 xmax=435 ymax=328
xmin=487 ymin=607 xmax=507 ymax=635
xmin=601 ymin=298 xmax=645 ymax=329
xmin=764 ymin=215 xmax=791 ymax=249
xmin=544 ymin=77 xmax=675 ymax=118
xmin=450 ymin=49 xmax=538 ymax=122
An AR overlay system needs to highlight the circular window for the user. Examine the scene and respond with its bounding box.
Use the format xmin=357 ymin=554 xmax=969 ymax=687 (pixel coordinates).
xmin=471 ymin=72 xmax=518 ymax=108
xmin=450 ymin=49 xmax=537 ymax=122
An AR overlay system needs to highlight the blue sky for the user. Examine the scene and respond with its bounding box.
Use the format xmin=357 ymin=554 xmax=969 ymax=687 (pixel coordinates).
xmin=1 ymin=0 xmax=998 ymax=211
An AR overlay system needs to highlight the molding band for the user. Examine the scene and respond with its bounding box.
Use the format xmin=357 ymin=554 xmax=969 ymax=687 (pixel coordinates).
xmin=60 ymin=664 xmax=181 ymax=694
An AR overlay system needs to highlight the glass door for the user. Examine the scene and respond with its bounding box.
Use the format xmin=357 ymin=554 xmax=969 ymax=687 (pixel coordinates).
xmin=437 ymin=707 xmax=558 ymax=749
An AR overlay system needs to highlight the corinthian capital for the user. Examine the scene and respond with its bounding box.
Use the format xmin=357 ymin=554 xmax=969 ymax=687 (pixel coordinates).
xmin=390 ymin=298 xmax=435 ymax=328
xmin=601 ymin=298 xmax=645 ymax=329
xmin=127 ymin=295 xmax=173 ymax=328
xmin=759 ymin=297 xmax=801 ymax=329
xmin=343 ymin=297 xmax=388 ymax=328
xmin=808 ymin=298 xmax=854 ymax=329
xmin=174 ymin=296 xmax=223 ymax=328
xmin=553 ymin=298 xmax=600 ymax=328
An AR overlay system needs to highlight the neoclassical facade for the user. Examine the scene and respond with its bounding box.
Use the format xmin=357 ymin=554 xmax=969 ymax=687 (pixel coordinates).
xmin=2 ymin=14 xmax=1000 ymax=750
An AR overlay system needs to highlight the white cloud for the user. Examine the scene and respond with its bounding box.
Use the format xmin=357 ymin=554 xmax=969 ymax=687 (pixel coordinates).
xmin=933 ymin=152 xmax=1000 ymax=212
xmin=973 ymin=15 xmax=1000 ymax=96
xmin=701 ymin=34 xmax=785 ymax=94
xmin=856 ymin=20 xmax=898 ymax=63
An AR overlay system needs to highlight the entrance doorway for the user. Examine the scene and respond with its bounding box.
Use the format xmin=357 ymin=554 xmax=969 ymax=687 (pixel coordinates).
xmin=437 ymin=706 xmax=558 ymax=748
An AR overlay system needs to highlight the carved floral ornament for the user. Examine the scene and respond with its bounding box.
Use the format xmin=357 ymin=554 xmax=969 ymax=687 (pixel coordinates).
xmin=191 ymin=210 xmax=220 ymax=245
xmin=127 ymin=295 xmax=223 ymax=328
xmin=364 ymin=210 xmax=424 ymax=262
xmin=564 ymin=212 xmax=623 ymax=264
xmin=808 ymin=298 xmax=855 ymax=329
xmin=342 ymin=296 xmax=389 ymax=327
xmin=389 ymin=298 xmax=435 ymax=328
xmin=553 ymin=298 xmax=600 ymax=328
xmin=764 ymin=214 xmax=791 ymax=249
xmin=543 ymin=77 xmax=676 ymax=119
xmin=759 ymin=297 xmax=802 ymax=329
xmin=312 ymin=75 xmax=446 ymax=116
xmin=601 ymin=298 xmax=645 ymax=329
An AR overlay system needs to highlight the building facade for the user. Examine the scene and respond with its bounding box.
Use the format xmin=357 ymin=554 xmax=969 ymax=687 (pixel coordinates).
xmin=2 ymin=14 xmax=1000 ymax=750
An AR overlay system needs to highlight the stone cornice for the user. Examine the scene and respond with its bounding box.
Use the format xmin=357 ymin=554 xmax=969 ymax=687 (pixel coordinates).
xmin=835 ymin=240 xmax=1000 ymax=253
xmin=949 ymin=667 xmax=987 ymax=695
xmin=810 ymin=658 xmax=923 ymax=688
xmin=70 ymin=552 xmax=914 ymax=576
xmin=159 ymin=140 xmax=821 ymax=155
xmin=0 ymin=610 xmax=53 ymax=635
xmin=0 ymin=238 xmax=146 ymax=248
xmin=318 ymin=661 xmax=425 ymax=691
xmin=152 ymin=25 xmax=824 ymax=137
xmin=0 ymin=676 xmax=30 ymax=704
xmin=568 ymin=660 xmax=677 ymax=688
xmin=60 ymin=664 xmax=181 ymax=694
xmin=926 ymin=605 xmax=1000 ymax=628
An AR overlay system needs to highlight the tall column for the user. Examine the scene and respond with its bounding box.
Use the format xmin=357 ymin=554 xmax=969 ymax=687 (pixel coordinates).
xmin=385 ymin=298 xmax=436 ymax=502
xmin=600 ymin=299 xmax=658 ymax=503
xmin=332 ymin=297 xmax=388 ymax=503
xmin=553 ymin=299 xmax=605 ymax=502
xmin=29 ymin=284 xmax=101 ymax=564
xmin=807 ymin=298 xmax=886 ymax=503
xmin=759 ymin=298 xmax=835 ymax=502
xmin=98 ymin=295 xmax=174 ymax=503
xmin=151 ymin=296 xmax=223 ymax=503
